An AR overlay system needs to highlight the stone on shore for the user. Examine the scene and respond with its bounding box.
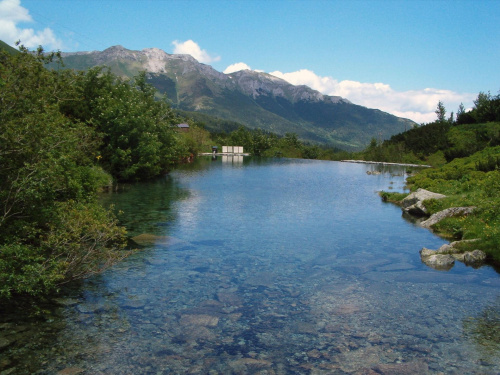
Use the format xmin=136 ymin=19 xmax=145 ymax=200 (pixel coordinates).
xmin=419 ymin=247 xmax=436 ymax=257
xmin=420 ymin=240 xmax=486 ymax=270
xmin=421 ymin=206 xmax=476 ymax=228
xmin=402 ymin=188 xmax=446 ymax=216
xmin=463 ymin=250 xmax=487 ymax=266
xmin=421 ymin=254 xmax=455 ymax=270
xmin=435 ymin=243 xmax=463 ymax=255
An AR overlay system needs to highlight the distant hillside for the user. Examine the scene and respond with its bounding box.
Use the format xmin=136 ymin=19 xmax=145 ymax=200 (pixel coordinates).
xmin=55 ymin=45 xmax=417 ymax=149
xmin=0 ymin=40 xmax=19 ymax=55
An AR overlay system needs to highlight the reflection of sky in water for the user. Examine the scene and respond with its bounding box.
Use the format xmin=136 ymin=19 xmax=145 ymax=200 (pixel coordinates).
xmin=175 ymin=190 xmax=203 ymax=229
xmin=1 ymin=157 xmax=499 ymax=374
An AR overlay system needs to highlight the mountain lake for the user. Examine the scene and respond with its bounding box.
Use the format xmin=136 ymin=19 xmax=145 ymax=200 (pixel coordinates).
xmin=1 ymin=156 xmax=499 ymax=374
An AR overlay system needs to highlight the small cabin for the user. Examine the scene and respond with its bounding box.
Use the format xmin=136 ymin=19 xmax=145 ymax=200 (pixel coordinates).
xmin=222 ymin=146 xmax=244 ymax=154
xmin=176 ymin=123 xmax=190 ymax=132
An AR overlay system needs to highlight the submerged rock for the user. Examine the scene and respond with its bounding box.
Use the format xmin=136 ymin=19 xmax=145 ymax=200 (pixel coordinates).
xmin=179 ymin=314 xmax=219 ymax=327
xmin=402 ymin=188 xmax=446 ymax=216
xmin=229 ymin=358 xmax=272 ymax=372
xmin=372 ymin=360 xmax=429 ymax=375
xmin=421 ymin=254 xmax=455 ymax=270
xmin=130 ymin=233 xmax=171 ymax=246
xmin=56 ymin=368 xmax=85 ymax=375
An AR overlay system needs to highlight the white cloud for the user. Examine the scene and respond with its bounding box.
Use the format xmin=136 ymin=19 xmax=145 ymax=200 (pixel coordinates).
xmin=223 ymin=62 xmax=252 ymax=74
xmin=0 ymin=0 xmax=64 ymax=50
xmin=270 ymin=69 xmax=475 ymax=124
xmin=172 ymin=39 xmax=220 ymax=64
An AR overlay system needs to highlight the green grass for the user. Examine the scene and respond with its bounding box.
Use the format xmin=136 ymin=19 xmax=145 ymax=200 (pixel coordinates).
xmin=382 ymin=146 xmax=500 ymax=261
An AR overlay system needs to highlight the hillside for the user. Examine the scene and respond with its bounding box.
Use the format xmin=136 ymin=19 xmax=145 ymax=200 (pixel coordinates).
xmin=56 ymin=45 xmax=416 ymax=150
xmin=0 ymin=40 xmax=18 ymax=55
xmin=369 ymin=92 xmax=500 ymax=262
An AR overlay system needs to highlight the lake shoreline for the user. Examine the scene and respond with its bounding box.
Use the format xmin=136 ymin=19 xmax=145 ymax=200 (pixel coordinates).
xmin=341 ymin=159 xmax=432 ymax=168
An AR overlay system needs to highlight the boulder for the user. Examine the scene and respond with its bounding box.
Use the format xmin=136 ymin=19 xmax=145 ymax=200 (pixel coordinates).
xmin=463 ymin=250 xmax=487 ymax=266
xmin=420 ymin=247 xmax=455 ymax=270
xmin=436 ymin=243 xmax=463 ymax=254
xmin=440 ymin=243 xmax=466 ymax=261
xmin=421 ymin=206 xmax=476 ymax=228
xmin=421 ymin=254 xmax=455 ymax=270
xmin=420 ymin=240 xmax=485 ymax=269
xmin=451 ymin=253 xmax=466 ymax=262
xmin=419 ymin=247 xmax=436 ymax=257
xmin=402 ymin=188 xmax=446 ymax=216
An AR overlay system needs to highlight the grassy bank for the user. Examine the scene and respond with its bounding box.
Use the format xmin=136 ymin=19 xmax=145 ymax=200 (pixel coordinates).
xmin=382 ymin=146 xmax=500 ymax=262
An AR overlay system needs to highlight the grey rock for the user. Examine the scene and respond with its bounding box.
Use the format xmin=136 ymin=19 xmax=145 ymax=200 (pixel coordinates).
xmin=419 ymin=247 xmax=436 ymax=257
xmin=421 ymin=206 xmax=475 ymax=228
xmin=421 ymin=240 xmax=486 ymax=268
xmin=421 ymin=254 xmax=455 ymax=270
xmin=436 ymin=243 xmax=464 ymax=254
xmin=402 ymin=188 xmax=446 ymax=216
xmin=451 ymin=253 xmax=466 ymax=262
xmin=463 ymin=250 xmax=487 ymax=266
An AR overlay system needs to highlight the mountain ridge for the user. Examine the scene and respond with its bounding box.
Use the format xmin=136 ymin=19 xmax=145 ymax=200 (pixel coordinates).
xmin=57 ymin=45 xmax=416 ymax=149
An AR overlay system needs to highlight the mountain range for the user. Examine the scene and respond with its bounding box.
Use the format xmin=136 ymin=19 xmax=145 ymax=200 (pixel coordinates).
xmin=55 ymin=45 xmax=416 ymax=149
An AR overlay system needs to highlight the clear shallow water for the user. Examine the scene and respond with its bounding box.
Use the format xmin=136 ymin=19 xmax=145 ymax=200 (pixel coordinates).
xmin=1 ymin=157 xmax=499 ymax=374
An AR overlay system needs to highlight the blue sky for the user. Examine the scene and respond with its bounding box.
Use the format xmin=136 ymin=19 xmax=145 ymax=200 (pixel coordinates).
xmin=1 ymin=0 xmax=499 ymax=123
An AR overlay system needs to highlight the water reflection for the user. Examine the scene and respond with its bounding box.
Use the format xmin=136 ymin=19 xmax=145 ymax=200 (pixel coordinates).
xmin=1 ymin=157 xmax=499 ymax=374
xmin=99 ymin=175 xmax=190 ymax=237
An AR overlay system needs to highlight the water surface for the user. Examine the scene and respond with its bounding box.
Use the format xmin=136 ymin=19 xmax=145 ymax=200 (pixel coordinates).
xmin=1 ymin=157 xmax=499 ymax=374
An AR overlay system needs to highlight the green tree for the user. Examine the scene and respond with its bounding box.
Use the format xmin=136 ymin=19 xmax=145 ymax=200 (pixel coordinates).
xmin=448 ymin=111 xmax=454 ymax=124
xmin=474 ymin=91 xmax=494 ymax=123
xmin=435 ymin=101 xmax=447 ymax=123
xmin=0 ymin=46 xmax=127 ymax=299
xmin=251 ymin=129 xmax=275 ymax=155
xmin=457 ymin=103 xmax=465 ymax=119
xmin=84 ymin=71 xmax=184 ymax=180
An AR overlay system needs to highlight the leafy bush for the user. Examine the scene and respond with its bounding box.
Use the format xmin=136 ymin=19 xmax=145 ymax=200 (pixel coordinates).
xmin=0 ymin=47 xmax=129 ymax=299
xmin=0 ymin=202 xmax=127 ymax=299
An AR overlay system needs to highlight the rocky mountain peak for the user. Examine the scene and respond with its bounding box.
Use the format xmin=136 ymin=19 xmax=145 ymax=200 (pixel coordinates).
xmin=141 ymin=47 xmax=169 ymax=73
xmin=99 ymin=45 xmax=140 ymax=63
xmin=228 ymin=69 xmax=349 ymax=104
xmin=54 ymin=44 xmax=416 ymax=149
